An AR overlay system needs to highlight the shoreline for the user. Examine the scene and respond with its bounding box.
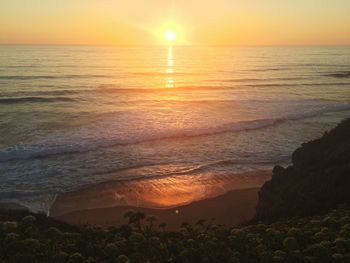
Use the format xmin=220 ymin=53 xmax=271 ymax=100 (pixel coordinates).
xmin=50 ymin=170 xmax=272 ymax=230
xmin=51 ymin=170 xmax=271 ymax=230
xmin=50 ymin=170 xmax=271 ymax=217
xmin=54 ymin=187 xmax=262 ymax=230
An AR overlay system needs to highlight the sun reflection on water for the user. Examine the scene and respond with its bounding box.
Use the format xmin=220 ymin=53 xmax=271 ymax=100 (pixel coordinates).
xmin=166 ymin=46 xmax=175 ymax=88
xmin=50 ymin=170 xmax=272 ymax=216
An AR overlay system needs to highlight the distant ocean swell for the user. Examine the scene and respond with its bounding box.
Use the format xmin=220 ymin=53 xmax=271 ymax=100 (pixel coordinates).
xmin=0 ymin=96 xmax=75 ymax=104
xmin=96 ymin=82 xmax=350 ymax=93
xmin=1 ymin=81 xmax=349 ymax=100
xmin=2 ymin=83 xmax=349 ymax=99
xmin=0 ymin=89 xmax=85 ymax=97
xmin=1 ymin=103 xmax=349 ymax=162
xmin=0 ymin=74 xmax=110 ymax=80
xmin=325 ymin=71 xmax=350 ymax=78
xmin=0 ymin=69 xmax=348 ymax=82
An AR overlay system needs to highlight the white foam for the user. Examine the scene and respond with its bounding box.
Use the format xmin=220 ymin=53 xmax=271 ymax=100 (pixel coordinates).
xmin=1 ymin=103 xmax=349 ymax=162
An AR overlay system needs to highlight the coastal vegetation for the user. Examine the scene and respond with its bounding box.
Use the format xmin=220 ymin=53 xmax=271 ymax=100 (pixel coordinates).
xmin=1 ymin=208 xmax=350 ymax=263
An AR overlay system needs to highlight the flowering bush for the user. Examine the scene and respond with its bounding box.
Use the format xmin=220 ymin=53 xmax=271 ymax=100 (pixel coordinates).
xmin=0 ymin=208 xmax=350 ymax=262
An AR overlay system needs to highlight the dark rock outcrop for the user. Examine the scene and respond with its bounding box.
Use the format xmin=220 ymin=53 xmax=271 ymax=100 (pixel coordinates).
xmin=256 ymin=118 xmax=350 ymax=222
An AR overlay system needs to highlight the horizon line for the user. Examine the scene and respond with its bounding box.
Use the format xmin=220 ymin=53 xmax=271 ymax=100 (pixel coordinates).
xmin=1 ymin=43 xmax=350 ymax=47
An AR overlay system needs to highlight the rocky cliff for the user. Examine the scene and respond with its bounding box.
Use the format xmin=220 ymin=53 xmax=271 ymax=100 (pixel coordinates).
xmin=256 ymin=118 xmax=350 ymax=222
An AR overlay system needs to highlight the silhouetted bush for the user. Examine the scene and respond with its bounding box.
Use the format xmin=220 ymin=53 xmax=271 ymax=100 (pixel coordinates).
xmin=0 ymin=208 xmax=350 ymax=262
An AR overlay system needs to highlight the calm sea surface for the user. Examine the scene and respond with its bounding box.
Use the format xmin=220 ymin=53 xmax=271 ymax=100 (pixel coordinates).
xmin=0 ymin=45 xmax=349 ymax=212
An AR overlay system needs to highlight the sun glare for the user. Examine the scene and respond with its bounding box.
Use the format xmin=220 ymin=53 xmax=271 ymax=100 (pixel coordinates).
xmin=165 ymin=31 xmax=176 ymax=42
xmin=154 ymin=21 xmax=185 ymax=45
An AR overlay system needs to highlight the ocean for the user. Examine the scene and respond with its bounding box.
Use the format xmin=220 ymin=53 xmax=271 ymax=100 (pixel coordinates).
xmin=0 ymin=45 xmax=349 ymax=213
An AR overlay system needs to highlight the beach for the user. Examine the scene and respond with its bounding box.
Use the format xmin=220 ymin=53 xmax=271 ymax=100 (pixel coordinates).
xmin=53 ymin=187 xmax=261 ymax=230
xmin=51 ymin=170 xmax=271 ymax=229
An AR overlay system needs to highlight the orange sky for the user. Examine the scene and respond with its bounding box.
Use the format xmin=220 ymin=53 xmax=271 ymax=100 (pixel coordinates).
xmin=1 ymin=0 xmax=350 ymax=45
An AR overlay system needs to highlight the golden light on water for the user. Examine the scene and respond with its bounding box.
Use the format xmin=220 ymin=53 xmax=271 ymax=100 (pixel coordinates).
xmin=166 ymin=46 xmax=174 ymax=88
xmin=50 ymin=171 xmax=272 ymax=216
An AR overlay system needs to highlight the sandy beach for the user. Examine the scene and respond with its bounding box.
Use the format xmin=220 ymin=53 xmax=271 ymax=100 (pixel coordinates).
xmin=54 ymin=188 xmax=261 ymax=230
xmin=51 ymin=170 xmax=271 ymax=230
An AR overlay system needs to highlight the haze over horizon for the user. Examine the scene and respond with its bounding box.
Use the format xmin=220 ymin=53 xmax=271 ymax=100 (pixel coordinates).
xmin=1 ymin=0 xmax=350 ymax=46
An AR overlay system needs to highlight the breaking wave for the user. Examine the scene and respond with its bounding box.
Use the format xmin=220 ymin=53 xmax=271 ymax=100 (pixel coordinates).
xmin=1 ymin=103 xmax=350 ymax=162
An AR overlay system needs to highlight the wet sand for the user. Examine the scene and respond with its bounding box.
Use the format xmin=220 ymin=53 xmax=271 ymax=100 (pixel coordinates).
xmin=51 ymin=170 xmax=271 ymax=229
xmin=54 ymin=187 xmax=261 ymax=230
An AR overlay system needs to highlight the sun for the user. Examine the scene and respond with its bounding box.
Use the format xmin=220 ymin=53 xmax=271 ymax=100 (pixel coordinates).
xmin=154 ymin=23 xmax=184 ymax=45
xmin=165 ymin=31 xmax=176 ymax=42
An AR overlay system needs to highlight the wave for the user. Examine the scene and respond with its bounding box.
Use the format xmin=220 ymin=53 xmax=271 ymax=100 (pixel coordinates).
xmin=0 ymin=191 xmax=57 ymax=214
xmin=135 ymin=159 xmax=270 ymax=178
xmin=214 ymin=77 xmax=308 ymax=83
xmin=95 ymin=85 xmax=232 ymax=93
xmin=79 ymin=159 xmax=274 ymax=186
xmin=246 ymin=82 xmax=350 ymax=88
xmin=95 ymin=81 xmax=350 ymax=94
xmin=0 ymin=89 xmax=83 ymax=97
xmin=131 ymin=72 xmax=196 ymax=76
xmin=325 ymin=71 xmax=350 ymax=78
xmin=0 ymin=65 xmax=40 ymax=69
xmin=0 ymin=74 xmax=110 ymax=80
xmin=0 ymin=87 xmax=92 ymax=97
xmin=1 ymin=103 xmax=350 ymax=162
xmin=3 ymin=80 xmax=347 ymax=99
xmin=0 ymin=190 xmax=54 ymax=199
xmin=249 ymin=67 xmax=292 ymax=72
xmin=285 ymin=63 xmax=349 ymax=68
xmin=0 ymin=96 xmax=75 ymax=104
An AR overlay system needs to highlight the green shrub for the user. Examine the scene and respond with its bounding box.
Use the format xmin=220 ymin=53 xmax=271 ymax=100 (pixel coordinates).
xmin=283 ymin=237 xmax=299 ymax=251
xmin=116 ymin=254 xmax=130 ymax=263
xmin=21 ymin=215 xmax=36 ymax=225
xmin=0 ymin=208 xmax=350 ymax=263
xmin=2 ymin=221 xmax=18 ymax=232
xmin=68 ymin=252 xmax=83 ymax=263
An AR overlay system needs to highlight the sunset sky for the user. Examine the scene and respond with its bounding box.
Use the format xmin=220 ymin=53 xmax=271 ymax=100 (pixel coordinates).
xmin=1 ymin=0 xmax=350 ymax=45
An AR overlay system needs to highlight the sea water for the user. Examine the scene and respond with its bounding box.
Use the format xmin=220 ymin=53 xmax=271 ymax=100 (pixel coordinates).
xmin=0 ymin=45 xmax=349 ymax=212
